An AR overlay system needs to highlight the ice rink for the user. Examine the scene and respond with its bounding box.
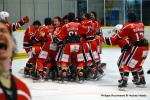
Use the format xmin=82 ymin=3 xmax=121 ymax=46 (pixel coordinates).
xmin=12 ymin=48 xmax=150 ymax=100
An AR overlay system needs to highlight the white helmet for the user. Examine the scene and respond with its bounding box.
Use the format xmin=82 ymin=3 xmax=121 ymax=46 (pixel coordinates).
xmin=0 ymin=11 xmax=10 ymax=20
xmin=114 ymin=24 xmax=123 ymax=31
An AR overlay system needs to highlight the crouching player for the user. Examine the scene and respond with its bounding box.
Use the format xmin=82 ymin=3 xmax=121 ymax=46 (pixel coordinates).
xmin=33 ymin=25 xmax=54 ymax=80
xmin=56 ymin=13 xmax=91 ymax=83
xmin=81 ymin=13 xmax=103 ymax=80
xmin=23 ymin=20 xmax=41 ymax=77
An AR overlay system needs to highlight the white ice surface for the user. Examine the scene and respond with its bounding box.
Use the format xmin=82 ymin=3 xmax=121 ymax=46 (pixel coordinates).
xmin=12 ymin=48 xmax=150 ymax=100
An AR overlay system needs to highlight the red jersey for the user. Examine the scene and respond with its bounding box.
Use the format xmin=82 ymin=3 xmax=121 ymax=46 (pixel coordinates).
xmin=81 ymin=19 xmax=96 ymax=37
xmin=0 ymin=75 xmax=31 ymax=100
xmin=34 ymin=26 xmax=53 ymax=46
xmin=81 ymin=19 xmax=93 ymax=26
xmin=34 ymin=26 xmax=50 ymax=42
xmin=23 ymin=25 xmax=37 ymax=52
xmin=54 ymin=26 xmax=62 ymax=35
xmin=47 ymin=25 xmax=54 ymax=34
xmin=94 ymin=20 xmax=101 ymax=29
xmin=56 ymin=22 xmax=89 ymax=41
xmin=117 ymin=22 xmax=144 ymax=44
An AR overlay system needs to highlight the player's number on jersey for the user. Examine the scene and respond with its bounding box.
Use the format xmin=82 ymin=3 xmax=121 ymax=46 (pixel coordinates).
xmin=136 ymin=32 xmax=144 ymax=41
xmin=69 ymin=31 xmax=77 ymax=36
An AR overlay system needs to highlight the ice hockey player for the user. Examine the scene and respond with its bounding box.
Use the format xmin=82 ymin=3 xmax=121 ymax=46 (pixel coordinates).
xmin=98 ymin=24 xmax=140 ymax=85
xmin=33 ymin=25 xmax=54 ymax=80
xmin=90 ymin=11 xmax=102 ymax=54
xmin=81 ymin=13 xmax=102 ymax=80
xmin=0 ymin=22 xmax=31 ymax=100
xmin=90 ymin=11 xmax=106 ymax=75
xmin=23 ymin=20 xmax=42 ymax=77
xmin=53 ymin=17 xmax=62 ymax=62
xmin=51 ymin=17 xmax=63 ymax=80
xmin=116 ymin=13 xmax=149 ymax=89
xmin=55 ymin=12 xmax=92 ymax=83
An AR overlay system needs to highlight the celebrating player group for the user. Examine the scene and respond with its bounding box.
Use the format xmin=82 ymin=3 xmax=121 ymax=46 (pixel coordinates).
xmin=0 ymin=11 xmax=149 ymax=91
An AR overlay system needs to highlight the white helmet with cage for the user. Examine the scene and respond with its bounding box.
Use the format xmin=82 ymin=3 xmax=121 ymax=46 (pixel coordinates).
xmin=114 ymin=24 xmax=123 ymax=31
xmin=0 ymin=11 xmax=10 ymax=20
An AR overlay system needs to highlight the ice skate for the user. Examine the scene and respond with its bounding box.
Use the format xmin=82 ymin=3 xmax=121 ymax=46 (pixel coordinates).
xmin=77 ymin=69 xmax=84 ymax=84
xmin=118 ymin=79 xmax=123 ymax=84
xmin=32 ymin=70 xmax=43 ymax=82
xmin=100 ymin=63 xmax=107 ymax=70
xmin=43 ymin=68 xmax=49 ymax=81
xmin=132 ymin=77 xmax=139 ymax=84
xmin=135 ymin=78 xmax=146 ymax=88
xmin=50 ymin=70 xmax=57 ymax=81
xmin=60 ymin=70 xmax=68 ymax=84
xmin=24 ymin=67 xmax=31 ymax=78
xmin=147 ymin=70 xmax=150 ymax=74
xmin=118 ymin=80 xmax=127 ymax=91
xmin=24 ymin=63 xmax=34 ymax=78
xmin=98 ymin=69 xmax=105 ymax=79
